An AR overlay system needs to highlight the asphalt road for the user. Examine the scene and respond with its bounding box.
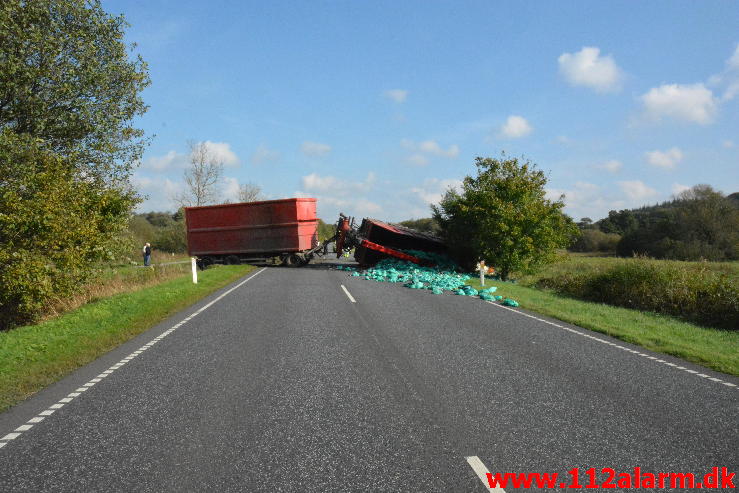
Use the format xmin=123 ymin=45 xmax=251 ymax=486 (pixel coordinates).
xmin=1 ymin=260 xmax=737 ymax=492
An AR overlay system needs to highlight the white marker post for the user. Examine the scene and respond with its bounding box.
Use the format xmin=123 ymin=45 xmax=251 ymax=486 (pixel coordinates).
xmin=191 ymin=257 xmax=198 ymax=284
xmin=476 ymin=260 xmax=485 ymax=286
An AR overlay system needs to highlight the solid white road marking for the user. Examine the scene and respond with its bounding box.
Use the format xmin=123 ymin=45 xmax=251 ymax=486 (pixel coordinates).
xmin=485 ymin=300 xmax=738 ymax=390
xmin=0 ymin=267 xmax=268 ymax=451
xmin=466 ymin=456 xmax=504 ymax=492
xmin=340 ymin=284 xmax=356 ymax=303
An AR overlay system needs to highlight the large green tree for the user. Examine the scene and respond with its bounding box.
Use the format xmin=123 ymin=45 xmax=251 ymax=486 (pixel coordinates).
xmin=0 ymin=0 xmax=150 ymax=180
xmin=0 ymin=0 xmax=149 ymax=328
xmin=432 ymin=156 xmax=578 ymax=280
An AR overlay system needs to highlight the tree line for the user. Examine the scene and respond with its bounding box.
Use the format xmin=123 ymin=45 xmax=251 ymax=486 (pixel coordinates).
xmin=574 ymin=186 xmax=738 ymax=261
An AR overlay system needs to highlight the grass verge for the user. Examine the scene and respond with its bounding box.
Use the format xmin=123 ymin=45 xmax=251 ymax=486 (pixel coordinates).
xmin=0 ymin=264 xmax=255 ymax=413
xmin=466 ymin=278 xmax=739 ymax=376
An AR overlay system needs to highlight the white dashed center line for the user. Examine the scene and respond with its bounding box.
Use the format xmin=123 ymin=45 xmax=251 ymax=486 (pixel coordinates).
xmin=0 ymin=267 xmax=267 ymax=451
xmin=340 ymin=284 xmax=357 ymax=303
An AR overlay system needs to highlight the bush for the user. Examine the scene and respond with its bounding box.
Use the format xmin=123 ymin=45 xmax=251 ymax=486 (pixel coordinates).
xmin=570 ymin=229 xmax=621 ymax=253
xmin=153 ymin=222 xmax=187 ymax=253
xmin=535 ymin=257 xmax=739 ymax=330
xmin=0 ymin=133 xmax=135 ymax=329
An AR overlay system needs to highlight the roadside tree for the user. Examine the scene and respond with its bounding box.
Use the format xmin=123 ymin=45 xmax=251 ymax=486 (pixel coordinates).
xmin=432 ymin=155 xmax=578 ymax=280
xmin=0 ymin=0 xmax=149 ymax=329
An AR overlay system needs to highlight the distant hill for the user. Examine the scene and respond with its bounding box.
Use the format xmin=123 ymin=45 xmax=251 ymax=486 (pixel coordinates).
xmin=595 ymin=186 xmax=738 ymax=261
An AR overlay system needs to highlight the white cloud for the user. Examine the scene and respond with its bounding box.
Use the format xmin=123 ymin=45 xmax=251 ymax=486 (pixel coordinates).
xmin=250 ymin=145 xmax=280 ymax=165
xmin=723 ymin=139 xmax=735 ymax=148
xmin=142 ymin=150 xmax=188 ymax=172
xmin=222 ymin=177 xmax=241 ymax=202
xmin=202 ymin=141 xmax=240 ymax=167
xmin=401 ymin=139 xmax=459 ymax=165
xmin=301 ymin=172 xmax=375 ymax=195
xmin=383 ymin=89 xmax=408 ymax=103
xmin=645 ymin=147 xmax=683 ymax=169
xmin=402 ymin=139 xmax=459 ymax=158
xmin=406 ymin=153 xmax=429 ymax=166
xmin=419 ymin=140 xmax=460 ymax=158
xmin=558 ymin=46 xmax=623 ymax=93
xmin=545 ymin=181 xmax=610 ymax=219
xmin=547 ymin=180 xmax=662 ymax=220
xmin=143 ymin=142 xmax=240 ymax=171
xmin=598 ymin=160 xmax=623 ymax=173
xmin=301 ymin=141 xmax=332 ymax=157
xmin=671 ymin=183 xmax=691 ymax=195
xmin=556 ymin=135 xmax=572 ymax=145
xmin=619 ymin=180 xmax=659 ymax=201
xmin=354 ymin=199 xmax=382 ymax=215
xmin=297 ymin=172 xmax=379 ymax=218
xmin=499 ymin=115 xmax=533 ymax=138
xmin=640 ymin=83 xmax=717 ymax=125
xmin=707 ymin=43 xmax=739 ymax=102
xmin=410 ymin=178 xmax=463 ymax=206
xmin=132 ymin=174 xmax=185 ymax=211
xmin=727 ymin=43 xmax=739 ymax=70
xmin=723 ymin=82 xmax=739 ymax=102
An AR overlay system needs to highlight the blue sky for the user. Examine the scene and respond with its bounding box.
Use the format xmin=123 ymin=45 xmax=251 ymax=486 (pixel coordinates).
xmin=106 ymin=0 xmax=739 ymax=222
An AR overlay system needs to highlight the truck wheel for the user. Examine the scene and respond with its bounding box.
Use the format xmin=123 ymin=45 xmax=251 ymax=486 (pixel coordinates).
xmin=283 ymin=253 xmax=302 ymax=267
xmin=200 ymin=257 xmax=214 ymax=270
xmin=225 ymin=255 xmax=240 ymax=265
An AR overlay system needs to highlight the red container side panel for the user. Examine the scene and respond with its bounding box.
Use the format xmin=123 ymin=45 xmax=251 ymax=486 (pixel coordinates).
xmin=185 ymin=198 xmax=318 ymax=257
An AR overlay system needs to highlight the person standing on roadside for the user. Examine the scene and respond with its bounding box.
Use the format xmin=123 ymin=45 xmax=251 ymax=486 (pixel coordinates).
xmin=143 ymin=242 xmax=151 ymax=266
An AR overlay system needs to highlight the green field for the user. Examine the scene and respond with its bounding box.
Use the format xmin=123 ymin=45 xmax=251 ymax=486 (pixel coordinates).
xmin=0 ymin=264 xmax=255 ymax=413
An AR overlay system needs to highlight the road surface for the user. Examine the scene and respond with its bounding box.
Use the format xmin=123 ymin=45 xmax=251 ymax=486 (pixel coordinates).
xmin=1 ymin=260 xmax=737 ymax=491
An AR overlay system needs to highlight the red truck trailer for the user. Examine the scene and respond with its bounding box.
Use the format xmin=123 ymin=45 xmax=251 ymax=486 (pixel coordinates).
xmin=184 ymin=198 xmax=322 ymax=267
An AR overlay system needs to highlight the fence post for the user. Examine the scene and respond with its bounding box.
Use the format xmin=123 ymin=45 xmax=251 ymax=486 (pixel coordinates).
xmin=191 ymin=257 xmax=198 ymax=284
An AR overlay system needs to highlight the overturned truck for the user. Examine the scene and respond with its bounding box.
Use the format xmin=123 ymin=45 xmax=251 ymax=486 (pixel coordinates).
xmin=334 ymin=215 xmax=445 ymax=267
xmin=184 ymin=198 xmax=445 ymax=268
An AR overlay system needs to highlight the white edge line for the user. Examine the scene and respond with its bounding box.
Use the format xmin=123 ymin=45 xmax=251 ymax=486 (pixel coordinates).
xmin=484 ymin=300 xmax=738 ymax=390
xmin=340 ymin=284 xmax=356 ymax=303
xmin=0 ymin=267 xmax=269 ymax=452
xmin=466 ymin=456 xmax=503 ymax=492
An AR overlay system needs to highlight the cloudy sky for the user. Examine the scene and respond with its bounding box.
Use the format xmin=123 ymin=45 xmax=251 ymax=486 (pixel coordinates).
xmin=107 ymin=0 xmax=739 ymax=222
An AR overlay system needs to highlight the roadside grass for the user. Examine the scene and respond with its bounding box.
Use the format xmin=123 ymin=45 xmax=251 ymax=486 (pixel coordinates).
xmin=43 ymin=257 xmax=193 ymax=320
xmin=466 ymin=278 xmax=739 ymax=376
xmin=0 ymin=264 xmax=255 ymax=413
